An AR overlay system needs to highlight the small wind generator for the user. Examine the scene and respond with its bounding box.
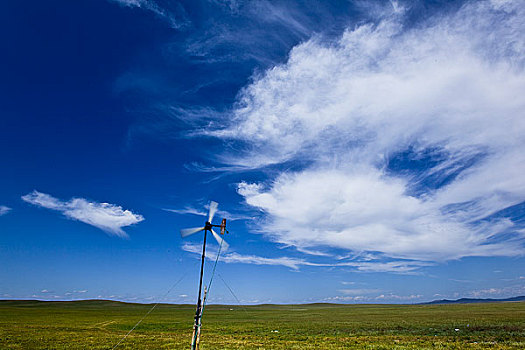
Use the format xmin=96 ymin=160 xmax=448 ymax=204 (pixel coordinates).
xmin=180 ymin=201 xmax=228 ymax=350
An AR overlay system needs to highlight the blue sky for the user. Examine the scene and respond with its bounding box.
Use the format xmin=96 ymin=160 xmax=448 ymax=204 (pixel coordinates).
xmin=1 ymin=0 xmax=524 ymax=304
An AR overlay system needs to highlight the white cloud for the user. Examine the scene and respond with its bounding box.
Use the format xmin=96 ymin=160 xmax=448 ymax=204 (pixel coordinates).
xmin=339 ymin=288 xmax=380 ymax=295
xmin=449 ymin=279 xmax=473 ymax=283
xmin=467 ymin=284 xmax=525 ymax=298
xmin=21 ymin=190 xmax=144 ymax=238
xmin=109 ymin=0 xmax=189 ymax=29
xmin=237 ymin=169 xmax=519 ymax=261
xmin=221 ymin=252 xmax=310 ymax=270
xmin=212 ymin=4 xmax=525 ymax=168
xmin=164 ymin=204 xmax=252 ymax=221
xmin=201 ymin=0 xmax=525 ymax=265
xmin=183 ymin=0 xmax=319 ymax=67
xmin=325 ymin=295 xmax=367 ymax=302
xmin=338 ymin=260 xmax=432 ymax=274
xmin=0 ymin=206 xmax=10 ymax=216
xmin=112 ymin=0 xmax=141 ymax=6
xmin=181 ymin=242 xmax=430 ymax=273
xmin=164 ymin=207 xmax=207 ymax=216
xmin=181 ymin=242 xmax=308 ymax=270
xmin=374 ymin=293 xmax=422 ymax=301
xmin=325 ymin=293 xmax=422 ymax=303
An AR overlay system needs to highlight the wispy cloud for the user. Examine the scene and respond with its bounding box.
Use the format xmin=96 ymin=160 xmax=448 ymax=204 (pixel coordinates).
xmin=183 ymin=0 xmax=318 ymax=66
xmin=0 ymin=205 xmax=10 ymax=216
xmin=181 ymin=242 xmax=431 ymax=273
xmin=221 ymin=252 xmax=311 ymax=270
xmin=186 ymin=241 xmax=341 ymax=270
xmin=109 ymin=0 xmax=189 ymax=29
xmin=181 ymin=242 xmax=309 ymax=270
xmin=21 ymin=190 xmax=144 ymax=238
xmin=197 ymin=0 xmax=525 ymax=266
xmin=120 ymin=1 xmax=369 ymax=144
xmin=449 ymin=279 xmax=474 ymax=283
xmin=164 ymin=207 xmax=207 ymax=216
xmin=164 ymin=203 xmax=252 ymax=221
xmin=338 ymin=260 xmax=432 ymax=274
xmin=339 ymin=288 xmax=380 ymax=296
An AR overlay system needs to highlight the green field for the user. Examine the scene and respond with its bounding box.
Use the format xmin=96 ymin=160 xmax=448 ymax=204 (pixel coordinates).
xmin=1 ymin=300 xmax=524 ymax=349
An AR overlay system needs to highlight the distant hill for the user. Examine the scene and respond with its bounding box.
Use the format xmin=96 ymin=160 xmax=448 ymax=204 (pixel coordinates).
xmin=2 ymin=297 xmax=525 ymax=307
xmin=421 ymin=296 xmax=525 ymax=305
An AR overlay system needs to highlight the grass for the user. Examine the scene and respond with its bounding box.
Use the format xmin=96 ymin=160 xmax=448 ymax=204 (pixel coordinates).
xmin=1 ymin=300 xmax=524 ymax=349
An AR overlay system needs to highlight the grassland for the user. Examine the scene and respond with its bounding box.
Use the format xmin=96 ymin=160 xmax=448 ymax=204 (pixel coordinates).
xmin=1 ymin=300 xmax=524 ymax=349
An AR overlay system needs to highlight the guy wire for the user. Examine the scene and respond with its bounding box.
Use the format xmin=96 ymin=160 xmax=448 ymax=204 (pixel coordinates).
xmin=200 ymin=232 xmax=224 ymax=315
xmin=218 ymin=273 xmax=253 ymax=319
xmin=111 ymin=270 xmax=189 ymax=349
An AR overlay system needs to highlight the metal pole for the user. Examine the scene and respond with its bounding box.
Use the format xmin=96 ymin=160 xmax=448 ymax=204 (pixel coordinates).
xmin=191 ymin=229 xmax=208 ymax=350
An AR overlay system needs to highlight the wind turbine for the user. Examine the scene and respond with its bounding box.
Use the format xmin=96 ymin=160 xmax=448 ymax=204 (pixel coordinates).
xmin=180 ymin=201 xmax=228 ymax=350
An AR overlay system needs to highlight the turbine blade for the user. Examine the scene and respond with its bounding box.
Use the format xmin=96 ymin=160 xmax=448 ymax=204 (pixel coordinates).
xmin=211 ymin=229 xmax=229 ymax=251
xmin=180 ymin=227 xmax=205 ymax=238
xmin=208 ymin=201 xmax=218 ymax=223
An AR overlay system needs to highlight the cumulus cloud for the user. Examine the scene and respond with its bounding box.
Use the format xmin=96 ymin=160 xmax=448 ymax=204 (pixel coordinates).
xmin=237 ymin=169 xmax=519 ymax=261
xmin=21 ymin=190 xmax=144 ymax=238
xmin=325 ymin=293 xmax=422 ymax=303
xmin=200 ymin=0 xmax=525 ymax=265
xmin=468 ymin=283 xmax=525 ymax=298
xmin=374 ymin=293 xmax=422 ymax=301
xmin=0 ymin=206 xmax=10 ymax=216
